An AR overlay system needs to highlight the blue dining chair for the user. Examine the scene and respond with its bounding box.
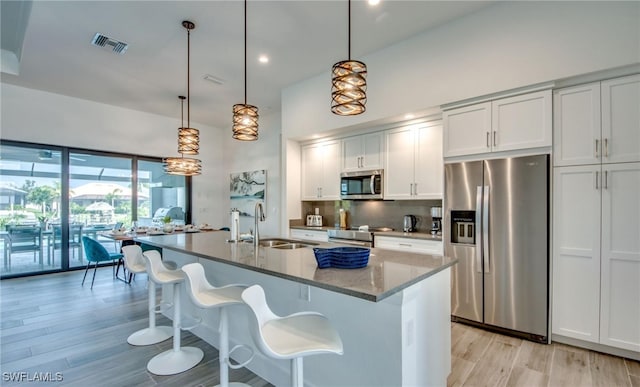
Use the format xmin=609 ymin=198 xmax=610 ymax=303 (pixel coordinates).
xmin=81 ymin=236 xmax=123 ymax=289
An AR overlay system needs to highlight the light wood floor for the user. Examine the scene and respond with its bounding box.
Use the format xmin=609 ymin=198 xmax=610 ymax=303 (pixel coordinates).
xmin=449 ymin=322 xmax=640 ymax=387
xmin=2 ymin=269 xmax=639 ymax=386
xmin=0 ymin=269 xmax=273 ymax=386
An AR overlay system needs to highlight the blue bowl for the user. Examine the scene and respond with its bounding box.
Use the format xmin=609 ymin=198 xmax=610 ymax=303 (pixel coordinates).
xmin=313 ymin=247 xmax=370 ymax=269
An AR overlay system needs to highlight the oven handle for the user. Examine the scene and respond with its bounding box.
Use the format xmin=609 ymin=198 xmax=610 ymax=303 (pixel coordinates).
xmin=328 ymin=238 xmax=371 ymax=247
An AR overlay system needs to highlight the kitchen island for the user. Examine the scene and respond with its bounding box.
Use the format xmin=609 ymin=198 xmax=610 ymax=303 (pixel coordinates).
xmin=136 ymin=231 xmax=457 ymax=386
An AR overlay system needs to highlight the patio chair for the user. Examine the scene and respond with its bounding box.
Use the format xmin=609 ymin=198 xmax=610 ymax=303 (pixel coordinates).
xmin=50 ymin=224 xmax=84 ymax=264
xmin=6 ymin=225 xmax=42 ymax=267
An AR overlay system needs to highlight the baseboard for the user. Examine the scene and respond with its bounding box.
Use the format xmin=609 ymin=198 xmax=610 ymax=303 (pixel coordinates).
xmin=552 ymin=334 xmax=640 ymax=361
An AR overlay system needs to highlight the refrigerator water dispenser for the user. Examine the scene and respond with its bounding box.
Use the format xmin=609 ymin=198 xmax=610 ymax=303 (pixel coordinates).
xmin=450 ymin=210 xmax=475 ymax=244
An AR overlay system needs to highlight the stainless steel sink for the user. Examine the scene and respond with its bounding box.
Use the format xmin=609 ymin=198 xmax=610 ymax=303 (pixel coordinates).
xmin=252 ymin=238 xmax=318 ymax=249
xmin=271 ymin=242 xmax=315 ymax=249
xmin=257 ymin=239 xmax=290 ymax=247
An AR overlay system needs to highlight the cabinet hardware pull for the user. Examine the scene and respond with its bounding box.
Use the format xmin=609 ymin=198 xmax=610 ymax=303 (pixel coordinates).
xmin=414 ymin=182 xmax=418 ymax=196
xmin=409 ymin=183 xmax=413 ymax=196
xmin=486 ymin=132 xmax=490 ymax=148
xmin=595 ymin=139 xmax=599 ymax=158
xmin=493 ymin=131 xmax=497 ymax=147
xmin=399 ymin=243 xmax=412 ymax=247
xmin=604 ymin=138 xmax=609 ymax=158
xmin=595 ymin=171 xmax=599 ymax=190
xmin=604 ymin=170 xmax=608 ymax=189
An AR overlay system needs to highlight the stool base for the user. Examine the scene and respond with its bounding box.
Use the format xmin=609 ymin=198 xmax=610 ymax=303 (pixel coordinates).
xmin=147 ymin=347 xmax=204 ymax=375
xmin=127 ymin=326 xmax=172 ymax=346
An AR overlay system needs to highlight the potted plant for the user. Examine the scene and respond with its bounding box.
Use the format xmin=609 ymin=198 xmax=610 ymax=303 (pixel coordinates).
xmin=162 ymin=216 xmax=173 ymax=233
xmin=37 ymin=215 xmax=49 ymax=230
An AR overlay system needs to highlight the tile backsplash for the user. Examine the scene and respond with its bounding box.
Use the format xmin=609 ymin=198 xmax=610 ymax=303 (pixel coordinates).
xmin=298 ymin=199 xmax=442 ymax=233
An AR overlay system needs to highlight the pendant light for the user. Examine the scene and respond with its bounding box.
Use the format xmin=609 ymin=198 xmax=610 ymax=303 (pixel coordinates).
xmin=232 ymin=0 xmax=259 ymax=141
xmin=331 ymin=0 xmax=367 ymax=116
xmin=163 ymin=21 xmax=202 ymax=176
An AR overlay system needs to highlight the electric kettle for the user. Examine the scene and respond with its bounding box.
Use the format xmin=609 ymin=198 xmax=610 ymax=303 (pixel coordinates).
xmin=403 ymin=215 xmax=417 ymax=232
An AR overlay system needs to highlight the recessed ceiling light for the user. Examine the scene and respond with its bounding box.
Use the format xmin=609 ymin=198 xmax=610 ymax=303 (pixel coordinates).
xmin=258 ymin=55 xmax=269 ymax=64
xmin=404 ymin=114 xmax=415 ymax=120
xmin=368 ymin=0 xmax=380 ymax=6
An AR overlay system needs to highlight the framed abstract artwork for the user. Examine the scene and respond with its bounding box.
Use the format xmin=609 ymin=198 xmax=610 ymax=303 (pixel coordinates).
xmin=230 ymin=170 xmax=266 ymax=217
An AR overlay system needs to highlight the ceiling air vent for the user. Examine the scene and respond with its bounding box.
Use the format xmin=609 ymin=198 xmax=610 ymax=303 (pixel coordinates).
xmin=91 ymin=33 xmax=128 ymax=54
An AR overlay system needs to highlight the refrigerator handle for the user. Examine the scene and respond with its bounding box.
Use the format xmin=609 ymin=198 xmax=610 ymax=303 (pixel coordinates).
xmin=483 ymin=185 xmax=490 ymax=274
xmin=475 ymin=186 xmax=483 ymax=273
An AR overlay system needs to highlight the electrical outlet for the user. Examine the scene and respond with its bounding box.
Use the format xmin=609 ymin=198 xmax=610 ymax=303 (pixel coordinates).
xmin=299 ymin=284 xmax=310 ymax=302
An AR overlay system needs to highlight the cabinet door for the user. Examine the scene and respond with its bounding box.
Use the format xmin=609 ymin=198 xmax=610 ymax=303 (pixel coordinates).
xmin=384 ymin=126 xmax=415 ymax=199
xmin=342 ymin=136 xmax=362 ymax=172
xmin=301 ymin=144 xmax=322 ymax=200
xmin=414 ymin=123 xmax=443 ymax=199
xmin=599 ymin=162 xmax=640 ymax=351
xmin=375 ymin=236 xmax=443 ymax=255
xmin=552 ymin=165 xmax=601 ymax=342
xmin=320 ymin=141 xmax=340 ymax=200
xmin=602 ymin=74 xmax=640 ymax=164
xmin=553 ymin=83 xmax=601 ymax=166
xmin=361 ymin=132 xmax=383 ymax=170
xmin=341 ymin=132 xmax=383 ymax=172
xmin=443 ymin=102 xmax=491 ymax=157
xmin=492 ymin=90 xmax=552 ymax=152
xmin=290 ymin=228 xmax=329 ymax=242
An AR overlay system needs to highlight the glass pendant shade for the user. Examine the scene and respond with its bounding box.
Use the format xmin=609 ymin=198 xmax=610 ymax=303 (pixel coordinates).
xmin=232 ymin=103 xmax=259 ymax=141
xmin=331 ymin=59 xmax=367 ymax=115
xmin=163 ymin=156 xmax=202 ymax=176
xmin=177 ymin=127 xmax=200 ymax=154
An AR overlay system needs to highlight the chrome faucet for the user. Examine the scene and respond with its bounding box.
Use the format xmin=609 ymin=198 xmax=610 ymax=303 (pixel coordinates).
xmin=254 ymin=202 xmax=266 ymax=247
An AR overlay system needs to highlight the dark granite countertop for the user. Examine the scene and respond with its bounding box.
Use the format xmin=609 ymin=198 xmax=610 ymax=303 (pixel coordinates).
xmin=135 ymin=231 xmax=456 ymax=302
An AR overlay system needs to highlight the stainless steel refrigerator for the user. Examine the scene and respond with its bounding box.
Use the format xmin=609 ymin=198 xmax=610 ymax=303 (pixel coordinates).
xmin=444 ymin=154 xmax=549 ymax=343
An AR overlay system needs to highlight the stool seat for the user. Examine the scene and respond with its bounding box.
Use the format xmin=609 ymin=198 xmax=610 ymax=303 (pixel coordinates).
xmin=242 ymin=285 xmax=343 ymax=387
xmin=122 ymin=245 xmax=172 ymax=346
xmin=143 ymin=250 xmax=204 ymax=375
xmin=262 ymin=313 xmax=343 ymax=358
xmin=182 ymin=263 xmax=252 ymax=387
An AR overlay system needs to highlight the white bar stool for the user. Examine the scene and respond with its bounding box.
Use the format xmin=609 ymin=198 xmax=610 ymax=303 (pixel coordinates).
xmin=182 ymin=263 xmax=254 ymax=387
xmin=121 ymin=245 xmax=172 ymax=346
xmin=143 ymin=250 xmax=204 ymax=375
xmin=241 ymin=285 xmax=343 ymax=387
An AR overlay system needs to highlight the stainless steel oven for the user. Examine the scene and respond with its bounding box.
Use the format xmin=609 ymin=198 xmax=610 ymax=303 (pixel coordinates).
xmin=340 ymin=170 xmax=383 ymax=200
xmin=327 ymin=227 xmax=393 ymax=247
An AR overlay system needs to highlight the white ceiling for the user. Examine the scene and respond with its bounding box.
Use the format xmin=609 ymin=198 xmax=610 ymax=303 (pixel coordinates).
xmin=1 ymin=0 xmax=496 ymax=130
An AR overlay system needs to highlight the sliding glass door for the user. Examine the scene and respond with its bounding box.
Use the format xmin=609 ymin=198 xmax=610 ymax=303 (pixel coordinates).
xmin=0 ymin=141 xmax=189 ymax=279
xmin=0 ymin=144 xmax=62 ymax=275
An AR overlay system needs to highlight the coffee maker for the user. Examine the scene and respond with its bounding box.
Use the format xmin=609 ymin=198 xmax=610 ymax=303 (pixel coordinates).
xmin=430 ymin=206 xmax=442 ymax=235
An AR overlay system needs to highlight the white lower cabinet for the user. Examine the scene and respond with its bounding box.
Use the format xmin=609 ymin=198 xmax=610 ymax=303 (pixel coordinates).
xmin=552 ymin=162 xmax=640 ymax=352
xmin=289 ymin=228 xmax=328 ymax=242
xmin=374 ymin=236 xmax=443 ymax=255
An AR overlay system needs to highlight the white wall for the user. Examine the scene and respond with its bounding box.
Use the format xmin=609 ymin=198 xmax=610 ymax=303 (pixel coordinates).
xmin=282 ymin=1 xmax=640 ymax=139
xmin=221 ymin=111 xmax=283 ymax=237
xmin=0 ymin=83 xmax=228 ymax=226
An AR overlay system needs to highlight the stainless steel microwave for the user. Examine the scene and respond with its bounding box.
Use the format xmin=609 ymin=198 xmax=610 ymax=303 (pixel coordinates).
xmin=340 ymin=170 xmax=384 ymax=200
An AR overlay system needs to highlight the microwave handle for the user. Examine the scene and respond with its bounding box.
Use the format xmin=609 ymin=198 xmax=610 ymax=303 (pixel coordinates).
xmin=370 ymin=174 xmax=376 ymax=194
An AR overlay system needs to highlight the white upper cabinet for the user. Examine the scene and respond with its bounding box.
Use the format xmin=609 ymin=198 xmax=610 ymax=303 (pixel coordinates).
xmin=443 ymin=102 xmax=491 ymax=157
xmin=601 ymin=74 xmax=640 ymax=164
xmin=443 ymin=90 xmax=552 ymax=158
xmin=491 ymin=91 xmax=552 ymax=152
xmin=385 ymin=122 xmax=443 ymax=200
xmin=554 ymin=74 xmax=640 ymax=166
xmin=342 ymin=132 xmax=383 ymax=172
xmin=553 ymin=83 xmax=602 ymax=166
xmin=301 ymin=140 xmax=340 ymax=201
